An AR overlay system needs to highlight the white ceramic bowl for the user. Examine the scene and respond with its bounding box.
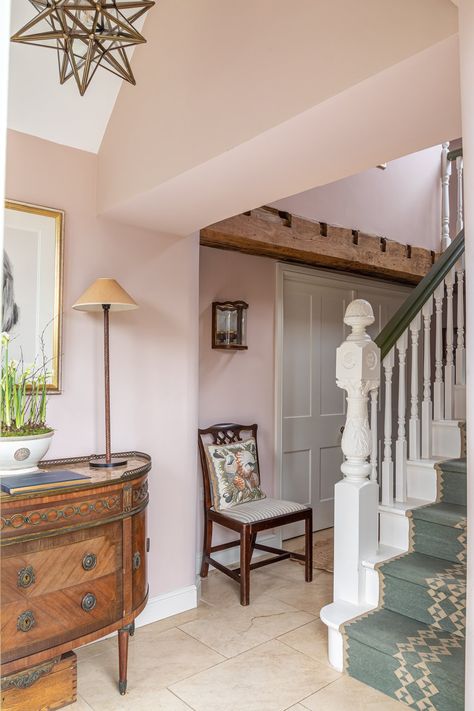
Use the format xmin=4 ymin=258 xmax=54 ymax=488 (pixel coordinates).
xmin=0 ymin=432 xmax=54 ymax=476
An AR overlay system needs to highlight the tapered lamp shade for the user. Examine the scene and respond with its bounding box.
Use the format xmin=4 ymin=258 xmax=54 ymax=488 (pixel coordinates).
xmin=72 ymin=278 xmax=138 ymax=312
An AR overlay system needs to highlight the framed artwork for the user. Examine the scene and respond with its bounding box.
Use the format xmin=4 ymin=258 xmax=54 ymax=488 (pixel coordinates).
xmin=3 ymin=200 xmax=64 ymax=392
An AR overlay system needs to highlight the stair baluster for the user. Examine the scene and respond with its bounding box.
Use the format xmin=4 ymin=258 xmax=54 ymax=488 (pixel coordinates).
xmin=381 ymin=348 xmax=395 ymax=505
xmin=395 ymin=331 xmax=408 ymax=502
xmin=455 ymin=154 xmax=464 ymax=234
xmin=421 ymin=296 xmax=433 ymax=459
xmin=433 ymin=282 xmax=445 ymax=421
xmin=444 ymin=269 xmax=455 ymax=419
xmin=370 ymin=389 xmax=378 ymax=482
xmin=441 ymin=142 xmax=452 ymax=251
xmin=409 ymin=313 xmax=421 ymax=460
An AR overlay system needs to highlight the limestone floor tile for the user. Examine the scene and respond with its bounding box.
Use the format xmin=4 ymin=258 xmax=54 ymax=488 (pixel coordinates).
xmin=78 ymin=626 xmax=224 ymax=711
xmin=270 ymin=583 xmax=332 ymax=616
xmin=180 ymin=597 xmax=314 ymax=657
xmin=67 ymin=696 xmax=94 ymax=710
xmin=300 ymin=675 xmax=407 ymax=710
xmin=75 ymin=636 xmax=115 ymax=662
xmin=170 ymin=639 xmax=340 ymax=711
xmin=285 ymin=705 xmax=312 ymax=711
xmin=278 ymin=620 xmax=329 ymax=662
xmin=200 ymin=567 xmax=287 ymax=608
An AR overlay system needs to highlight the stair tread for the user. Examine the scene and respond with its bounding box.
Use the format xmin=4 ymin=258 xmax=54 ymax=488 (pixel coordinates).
xmin=380 ymin=551 xmax=465 ymax=588
xmin=412 ymin=502 xmax=467 ymax=528
xmin=344 ymin=608 xmax=465 ymax=681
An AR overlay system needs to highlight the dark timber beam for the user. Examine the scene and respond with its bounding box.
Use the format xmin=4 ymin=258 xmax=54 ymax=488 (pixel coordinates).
xmin=200 ymin=206 xmax=436 ymax=284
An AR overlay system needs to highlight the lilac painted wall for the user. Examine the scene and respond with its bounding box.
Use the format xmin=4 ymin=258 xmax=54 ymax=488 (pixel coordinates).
xmin=198 ymin=247 xmax=276 ymax=548
xmin=271 ymin=144 xmax=443 ymax=251
xmin=6 ymin=130 xmax=200 ymax=600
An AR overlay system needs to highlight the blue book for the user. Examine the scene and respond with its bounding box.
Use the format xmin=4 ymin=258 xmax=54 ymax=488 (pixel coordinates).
xmin=1 ymin=470 xmax=91 ymax=495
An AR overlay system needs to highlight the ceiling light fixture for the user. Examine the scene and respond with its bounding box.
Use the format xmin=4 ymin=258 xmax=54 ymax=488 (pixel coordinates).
xmin=11 ymin=0 xmax=155 ymax=96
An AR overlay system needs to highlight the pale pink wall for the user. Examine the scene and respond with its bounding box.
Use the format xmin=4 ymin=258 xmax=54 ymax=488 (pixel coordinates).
xmin=272 ymin=144 xmax=443 ymax=251
xmin=198 ymin=247 xmax=276 ymax=546
xmin=5 ymin=130 xmax=200 ymax=600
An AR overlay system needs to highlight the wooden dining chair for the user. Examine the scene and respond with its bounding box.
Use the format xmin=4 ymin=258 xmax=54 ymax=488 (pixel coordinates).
xmin=198 ymin=423 xmax=313 ymax=605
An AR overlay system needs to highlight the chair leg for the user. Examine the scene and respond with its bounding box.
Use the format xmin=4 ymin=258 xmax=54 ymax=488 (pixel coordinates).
xmin=305 ymin=512 xmax=313 ymax=582
xmin=200 ymin=516 xmax=213 ymax=578
xmin=240 ymin=527 xmax=251 ymax=605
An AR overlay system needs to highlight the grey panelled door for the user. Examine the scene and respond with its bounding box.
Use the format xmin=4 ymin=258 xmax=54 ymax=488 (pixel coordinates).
xmin=280 ymin=268 xmax=411 ymax=535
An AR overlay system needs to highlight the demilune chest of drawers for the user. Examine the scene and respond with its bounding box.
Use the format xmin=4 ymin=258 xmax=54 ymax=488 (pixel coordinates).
xmin=0 ymin=452 xmax=151 ymax=711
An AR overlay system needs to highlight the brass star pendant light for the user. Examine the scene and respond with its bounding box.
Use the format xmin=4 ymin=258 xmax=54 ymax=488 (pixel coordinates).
xmin=11 ymin=1 xmax=155 ymax=96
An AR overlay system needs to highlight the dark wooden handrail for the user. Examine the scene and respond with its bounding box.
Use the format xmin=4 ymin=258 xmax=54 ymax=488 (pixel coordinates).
xmin=447 ymin=147 xmax=463 ymax=162
xmin=375 ymin=230 xmax=464 ymax=360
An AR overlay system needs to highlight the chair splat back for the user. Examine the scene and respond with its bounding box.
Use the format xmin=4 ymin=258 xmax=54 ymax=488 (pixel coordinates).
xmin=198 ymin=423 xmax=258 ymax=512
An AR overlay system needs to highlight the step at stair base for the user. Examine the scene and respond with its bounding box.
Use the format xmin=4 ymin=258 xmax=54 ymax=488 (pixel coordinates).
xmin=345 ymin=620 xmax=465 ymax=711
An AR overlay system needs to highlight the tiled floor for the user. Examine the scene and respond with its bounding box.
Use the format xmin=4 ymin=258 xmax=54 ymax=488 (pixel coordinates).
xmin=71 ymin=533 xmax=405 ymax=711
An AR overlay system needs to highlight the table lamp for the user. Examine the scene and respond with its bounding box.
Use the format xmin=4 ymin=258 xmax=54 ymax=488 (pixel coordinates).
xmin=73 ymin=278 xmax=138 ymax=468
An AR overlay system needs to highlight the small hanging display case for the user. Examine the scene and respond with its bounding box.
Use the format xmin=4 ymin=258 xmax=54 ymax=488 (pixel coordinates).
xmin=212 ymin=301 xmax=248 ymax=350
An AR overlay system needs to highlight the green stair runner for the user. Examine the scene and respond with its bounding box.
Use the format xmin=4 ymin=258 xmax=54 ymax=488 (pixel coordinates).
xmin=343 ymin=458 xmax=467 ymax=710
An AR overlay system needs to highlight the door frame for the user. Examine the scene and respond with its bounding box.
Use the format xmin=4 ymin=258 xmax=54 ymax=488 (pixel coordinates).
xmin=274 ymin=262 xmax=412 ymax=533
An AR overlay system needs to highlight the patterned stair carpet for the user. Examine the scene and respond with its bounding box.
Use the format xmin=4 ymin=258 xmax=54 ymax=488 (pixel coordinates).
xmin=343 ymin=458 xmax=467 ymax=711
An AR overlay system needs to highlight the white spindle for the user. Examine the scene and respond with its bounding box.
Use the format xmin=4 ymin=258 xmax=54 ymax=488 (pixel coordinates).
xmin=370 ymin=389 xmax=378 ymax=482
xmin=421 ymin=296 xmax=433 ymax=459
xmin=433 ymin=282 xmax=445 ymax=421
xmin=444 ymin=269 xmax=455 ymax=419
xmin=409 ymin=313 xmax=421 ymax=460
xmin=441 ymin=142 xmax=452 ymax=251
xmin=382 ymin=348 xmax=395 ymax=505
xmin=456 ymin=155 xmax=464 ymax=234
xmin=455 ymin=257 xmax=466 ymax=387
xmin=395 ymin=331 xmax=408 ymax=503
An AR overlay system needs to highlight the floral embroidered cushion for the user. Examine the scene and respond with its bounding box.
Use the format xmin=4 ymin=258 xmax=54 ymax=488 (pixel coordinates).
xmin=205 ymin=438 xmax=266 ymax=511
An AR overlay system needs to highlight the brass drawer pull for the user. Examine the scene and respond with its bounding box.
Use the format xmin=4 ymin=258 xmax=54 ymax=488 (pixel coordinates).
xmin=133 ymin=552 xmax=141 ymax=571
xmin=17 ymin=565 xmax=36 ymax=589
xmin=81 ymin=593 xmax=97 ymax=612
xmin=82 ymin=553 xmax=97 ymax=571
xmin=17 ymin=610 xmax=36 ymax=633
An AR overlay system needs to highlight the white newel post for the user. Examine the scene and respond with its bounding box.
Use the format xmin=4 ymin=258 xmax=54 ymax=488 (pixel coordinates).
xmin=333 ymin=300 xmax=380 ymax=609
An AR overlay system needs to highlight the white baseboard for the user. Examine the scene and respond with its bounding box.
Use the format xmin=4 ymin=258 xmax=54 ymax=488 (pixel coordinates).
xmin=135 ymin=580 xmax=199 ymax=629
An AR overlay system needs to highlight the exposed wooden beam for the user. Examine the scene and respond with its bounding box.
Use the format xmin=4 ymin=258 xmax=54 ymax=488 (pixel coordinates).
xmin=200 ymin=207 xmax=435 ymax=284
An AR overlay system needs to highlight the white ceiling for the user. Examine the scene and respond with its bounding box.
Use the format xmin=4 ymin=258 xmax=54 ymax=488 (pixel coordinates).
xmin=7 ymin=1 xmax=146 ymax=153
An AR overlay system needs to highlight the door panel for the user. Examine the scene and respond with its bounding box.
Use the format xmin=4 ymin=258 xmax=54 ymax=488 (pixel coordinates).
xmin=280 ymin=268 xmax=411 ymax=537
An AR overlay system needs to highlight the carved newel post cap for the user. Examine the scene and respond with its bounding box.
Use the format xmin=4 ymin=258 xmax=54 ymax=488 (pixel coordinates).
xmin=344 ymin=299 xmax=374 ymax=340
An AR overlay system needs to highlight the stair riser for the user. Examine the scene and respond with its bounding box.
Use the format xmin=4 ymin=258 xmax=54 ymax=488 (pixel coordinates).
xmin=438 ymin=470 xmax=467 ymax=506
xmin=413 ymin=521 xmax=466 ymax=565
xmin=379 ymin=511 xmax=410 ymax=550
xmin=406 ymin=461 xmax=437 ymax=501
xmin=346 ymin=637 xmax=464 ymax=711
xmin=382 ymin=574 xmax=465 ymax=639
xmin=431 ymin=422 xmax=463 ymax=459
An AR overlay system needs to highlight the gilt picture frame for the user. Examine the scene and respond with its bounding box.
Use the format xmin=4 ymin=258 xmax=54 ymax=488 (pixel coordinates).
xmin=3 ymin=200 xmax=64 ymax=392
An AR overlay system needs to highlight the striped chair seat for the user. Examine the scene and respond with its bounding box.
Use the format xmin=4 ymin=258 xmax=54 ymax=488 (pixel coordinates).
xmin=216 ymin=497 xmax=309 ymax=524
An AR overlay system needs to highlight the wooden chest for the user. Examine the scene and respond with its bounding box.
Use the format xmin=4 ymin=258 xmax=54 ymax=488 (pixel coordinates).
xmin=2 ymin=652 xmax=77 ymax=711
xmin=0 ymin=452 xmax=151 ymax=710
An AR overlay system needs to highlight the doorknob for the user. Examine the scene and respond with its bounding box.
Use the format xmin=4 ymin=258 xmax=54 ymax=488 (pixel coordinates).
xmin=340 ymin=426 xmax=345 ymax=434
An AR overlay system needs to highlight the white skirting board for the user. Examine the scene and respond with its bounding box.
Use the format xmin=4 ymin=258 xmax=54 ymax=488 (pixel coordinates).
xmin=135 ymin=580 xmax=200 ymax=629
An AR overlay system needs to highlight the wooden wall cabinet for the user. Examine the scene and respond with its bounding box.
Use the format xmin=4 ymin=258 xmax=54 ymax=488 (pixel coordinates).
xmin=0 ymin=452 xmax=151 ymax=710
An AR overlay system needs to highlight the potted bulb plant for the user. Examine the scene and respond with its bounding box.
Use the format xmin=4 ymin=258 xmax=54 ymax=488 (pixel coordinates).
xmin=0 ymin=332 xmax=54 ymax=475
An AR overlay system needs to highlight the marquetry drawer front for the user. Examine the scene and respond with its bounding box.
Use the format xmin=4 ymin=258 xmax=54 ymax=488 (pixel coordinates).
xmin=0 ymin=486 xmax=123 ymax=541
xmin=132 ymin=510 xmax=148 ymax=609
xmin=1 ymin=522 xmax=122 ymax=606
xmin=1 ymin=652 xmax=77 ymax=711
xmin=1 ymin=571 xmax=123 ymax=663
